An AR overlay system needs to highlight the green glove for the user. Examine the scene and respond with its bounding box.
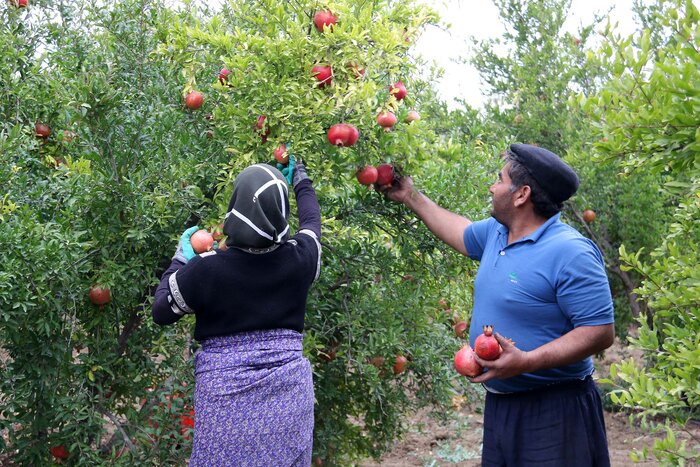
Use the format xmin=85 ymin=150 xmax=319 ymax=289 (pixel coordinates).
xmin=172 ymin=225 xmax=199 ymax=263
xmin=277 ymin=150 xmax=295 ymax=185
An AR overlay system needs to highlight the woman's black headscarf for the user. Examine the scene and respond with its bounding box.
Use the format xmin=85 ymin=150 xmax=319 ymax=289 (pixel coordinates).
xmin=223 ymin=164 xmax=290 ymax=250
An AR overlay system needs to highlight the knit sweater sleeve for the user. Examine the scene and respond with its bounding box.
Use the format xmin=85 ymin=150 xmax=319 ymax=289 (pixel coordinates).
xmin=294 ymin=178 xmax=321 ymax=239
xmin=152 ymin=259 xmax=190 ymax=325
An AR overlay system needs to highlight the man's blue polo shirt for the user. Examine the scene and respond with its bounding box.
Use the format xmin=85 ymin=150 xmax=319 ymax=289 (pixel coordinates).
xmin=463 ymin=213 xmax=614 ymax=393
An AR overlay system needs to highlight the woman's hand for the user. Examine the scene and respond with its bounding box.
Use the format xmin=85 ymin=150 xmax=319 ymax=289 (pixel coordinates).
xmin=172 ymin=226 xmax=199 ymax=263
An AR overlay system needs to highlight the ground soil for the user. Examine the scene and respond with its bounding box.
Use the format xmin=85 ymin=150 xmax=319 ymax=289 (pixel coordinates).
xmin=360 ymin=335 xmax=700 ymax=467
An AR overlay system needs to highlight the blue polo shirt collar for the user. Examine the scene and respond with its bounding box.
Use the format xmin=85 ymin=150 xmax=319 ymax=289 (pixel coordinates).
xmin=497 ymin=213 xmax=562 ymax=246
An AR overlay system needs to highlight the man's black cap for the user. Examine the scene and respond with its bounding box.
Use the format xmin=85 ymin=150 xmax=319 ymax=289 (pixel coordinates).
xmin=508 ymin=143 xmax=579 ymax=203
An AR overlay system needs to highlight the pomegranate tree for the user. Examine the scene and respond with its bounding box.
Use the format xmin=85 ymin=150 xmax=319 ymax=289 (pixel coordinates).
xmin=346 ymin=62 xmax=366 ymax=80
xmin=211 ymin=223 xmax=225 ymax=243
xmin=474 ymin=325 xmax=501 ymax=360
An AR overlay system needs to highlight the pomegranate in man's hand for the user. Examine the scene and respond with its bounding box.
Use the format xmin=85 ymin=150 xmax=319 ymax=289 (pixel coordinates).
xmin=375 ymin=163 xmax=395 ymax=187
xmin=454 ymin=345 xmax=483 ymax=377
xmin=474 ymin=325 xmax=501 ymax=360
xmin=190 ymin=229 xmax=214 ymax=254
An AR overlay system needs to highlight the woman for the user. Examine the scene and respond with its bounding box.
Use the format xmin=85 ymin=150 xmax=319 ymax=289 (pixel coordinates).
xmin=152 ymin=159 xmax=321 ymax=466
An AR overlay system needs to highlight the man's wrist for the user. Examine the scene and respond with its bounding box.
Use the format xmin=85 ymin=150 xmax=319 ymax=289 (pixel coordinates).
xmin=403 ymin=188 xmax=423 ymax=210
xmin=522 ymin=350 xmax=538 ymax=374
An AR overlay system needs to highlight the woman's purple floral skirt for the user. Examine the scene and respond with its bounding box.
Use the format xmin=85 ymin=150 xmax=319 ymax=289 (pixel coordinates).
xmin=190 ymin=329 xmax=314 ymax=466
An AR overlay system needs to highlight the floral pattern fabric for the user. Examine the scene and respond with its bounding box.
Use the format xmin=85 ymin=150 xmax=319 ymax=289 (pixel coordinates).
xmin=190 ymin=329 xmax=314 ymax=466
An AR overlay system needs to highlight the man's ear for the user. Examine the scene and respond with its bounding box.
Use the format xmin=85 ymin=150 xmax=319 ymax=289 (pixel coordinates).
xmin=513 ymin=185 xmax=531 ymax=207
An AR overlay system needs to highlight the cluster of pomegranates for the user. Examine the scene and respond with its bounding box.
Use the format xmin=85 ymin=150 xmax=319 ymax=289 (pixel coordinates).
xmin=180 ymin=8 xmax=421 ymax=189
xmin=453 ymin=325 xmax=502 ymax=378
xmin=355 ymin=163 xmax=398 ymax=188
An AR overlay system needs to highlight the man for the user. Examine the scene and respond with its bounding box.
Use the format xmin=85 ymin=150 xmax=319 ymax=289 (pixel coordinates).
xmin=384 ymin=143 xmax=614 ymax=466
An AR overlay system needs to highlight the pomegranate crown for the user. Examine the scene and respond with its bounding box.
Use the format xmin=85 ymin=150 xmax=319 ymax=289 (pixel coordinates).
xmin=482 ymin=324 xmax=494 ymax=336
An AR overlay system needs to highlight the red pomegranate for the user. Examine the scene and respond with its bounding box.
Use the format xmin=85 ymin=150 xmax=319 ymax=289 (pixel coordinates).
xmin=50 ymin=445 xmax=69 ymax=460
xmin=88 ymin=286 xmax=111 ymax=306
xmin=256 ymin=115 xmax=271 ymax=141
xmin=376 ymin=111 xmax=398 ymax=131
xmin=474 ymin=325 xmax=501 ymax=361
xmin=389 ymin=81 xmax=407 ymax=100
xmin=405 ymin=110 xmax=421 ymax=123
xmin=191 ymin=229 xmax=214 ymax=254
xmin=313 ymin=10 xmax=338 ymax=32
xmin=35 ymin=122 xmax=51 ymax=138
xmin=312 ymin=65 xmax=333 ymax=88
xmin=356 ymin=165 xmax=378 ymax=185
xmin=274 ymin=144 xmax=289 ymax=164
xmin=327 ymin=123 xmax=359 ymax=147
xmin=184 ymin=91 xmax=203 ymax=110
xmin=454 ymin=321 xmax=468 ymax=338
xmin=218 ymin=68 xmax=231 ymax=85
xmin=454 ymin=345 xmax=483 ymax=377
xmin=393 ymin=355 xmax=408 ymax=375
xmin=375 ymin=163 xmax=395 ymax=186
xmin=369 ymin=356 xmax=385 ymax=368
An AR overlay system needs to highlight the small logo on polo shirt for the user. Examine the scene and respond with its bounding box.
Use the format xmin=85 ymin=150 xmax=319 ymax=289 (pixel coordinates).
xmin=509 ymin=272 xmax=518 ymax=284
